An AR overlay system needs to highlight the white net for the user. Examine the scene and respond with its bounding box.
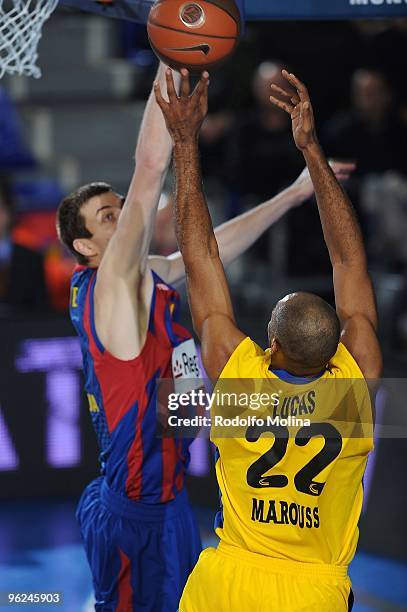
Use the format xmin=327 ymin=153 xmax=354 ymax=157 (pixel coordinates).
xmin=0 ymin=0 xmax=59 ymax=79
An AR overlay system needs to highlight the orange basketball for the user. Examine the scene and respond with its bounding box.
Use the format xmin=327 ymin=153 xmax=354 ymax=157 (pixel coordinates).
xmin=147 ymin=0 xmax=241 ymax=71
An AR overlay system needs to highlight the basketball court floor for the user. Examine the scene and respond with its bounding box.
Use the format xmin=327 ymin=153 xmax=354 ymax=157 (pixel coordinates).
xmin=0 ymin=499 xmax=406 ymax=612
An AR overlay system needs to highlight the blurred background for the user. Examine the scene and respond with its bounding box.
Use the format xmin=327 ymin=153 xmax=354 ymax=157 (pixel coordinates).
xmin=0 ymin=5 xmax=406 ymax=611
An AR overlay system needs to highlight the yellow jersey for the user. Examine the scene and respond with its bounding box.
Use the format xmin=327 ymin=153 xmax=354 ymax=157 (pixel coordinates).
xmin=211 ymin=337 xmax=373 ymax=568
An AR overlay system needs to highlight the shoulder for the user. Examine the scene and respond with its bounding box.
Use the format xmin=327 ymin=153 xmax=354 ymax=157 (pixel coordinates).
xmin=218 ymin=336 xmax=267 ymax=379
xmin=71 ymin=265 xmax=93 ymax=287
xmin=340 ymin=314 xmax=383 ymax=380
xmin=328 ymin=336 xmax=382 ymax=381
xmin=70 ymin=266 xmax=95 ymax=312
xmin=328 ymin=342 xmax=364 ymax=378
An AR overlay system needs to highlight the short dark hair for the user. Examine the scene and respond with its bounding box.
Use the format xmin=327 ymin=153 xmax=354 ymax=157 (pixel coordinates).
xmin=269 ymin=292 xmax=341 ymax=369
xmin=56 ymin=182 xmax=113 ymax=265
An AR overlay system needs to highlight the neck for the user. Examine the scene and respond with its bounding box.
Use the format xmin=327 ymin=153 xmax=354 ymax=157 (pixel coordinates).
xmin=87 ymin=255 xmax=100 ymax=268
xmin=270 ymin=354 xmax=325 ymax=378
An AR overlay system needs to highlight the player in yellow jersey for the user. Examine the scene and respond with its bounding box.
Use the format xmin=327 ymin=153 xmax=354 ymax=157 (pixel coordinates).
xmin=155 ymin=69 xmax=382 ymax=611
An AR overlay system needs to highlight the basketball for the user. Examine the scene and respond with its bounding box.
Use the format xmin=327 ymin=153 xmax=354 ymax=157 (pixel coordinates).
xmin=147 ymin=0 xmax=241 ymax=72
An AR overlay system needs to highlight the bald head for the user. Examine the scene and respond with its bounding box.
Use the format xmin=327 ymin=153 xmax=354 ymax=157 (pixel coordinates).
xmin=268 ymin=293 xmax=341 ymax=371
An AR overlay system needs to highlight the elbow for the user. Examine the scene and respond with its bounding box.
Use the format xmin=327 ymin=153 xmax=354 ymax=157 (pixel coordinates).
xmin=192 ymin=318 xmax=203 ymax=339
xmin=208 ymin=234 xmax=220 ymax=258
xmin=135 ymin=152 xmax=169 ymax=176
xmin=333 ymin=258 xmax=369 ymax=275
xmin=334 ymin=244 xmax=368 ymax=269
xmin=191 ymin=311 xmax=207 ymax=341
xmin=181 ymin=236 xmax=219 ymax=267
xmin=201 ymin=234 xmax=220 ymax=259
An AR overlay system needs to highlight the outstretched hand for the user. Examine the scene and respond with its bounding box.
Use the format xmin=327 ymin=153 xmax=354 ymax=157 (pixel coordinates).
xmin=154 ymin=68 xmax=209 ymax=143
xmin=270 ymin=70 xmax=318 ymax=152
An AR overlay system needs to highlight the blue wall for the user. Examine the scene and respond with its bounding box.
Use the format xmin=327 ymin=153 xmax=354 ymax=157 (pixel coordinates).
xmin=60 ymin=0 xmax=407 ymax=23
xmin=247 ymin=0 xmax=407 ymax=20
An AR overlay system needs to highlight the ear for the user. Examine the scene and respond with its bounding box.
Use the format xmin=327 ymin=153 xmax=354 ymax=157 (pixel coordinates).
xmin=267 ymin=320 xmax=275 ymax=347
xmin=73 ymin=238 xmax=96 ymax=260
xmin=269 ymin=338 xmax=279 ymax=356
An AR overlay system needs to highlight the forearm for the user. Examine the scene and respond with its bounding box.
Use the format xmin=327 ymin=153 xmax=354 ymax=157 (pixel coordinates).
xmin=215 ymin=183 xmax=303 ymax=267
xmin=135 ymin=63 xmax=180 ymax=171
xmin=151 ymin=183 xmax=303 ymax=284
xmin=303 ymin=144 xmax=366 ymax=267
xmin=172 ymin=137 xmax=236 ymax=336
xmin=173 ymin=138 xmax=218 ymax=265
xmin=106 ymin=66 xmax=181 ymax=276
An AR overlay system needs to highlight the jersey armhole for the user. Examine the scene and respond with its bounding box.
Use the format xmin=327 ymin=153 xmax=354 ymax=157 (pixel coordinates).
xmin=88 ymin=268 xmax=160 ymax=361
xmin=151 ymin=269 xmax=176 ymax=292
xmin=217 ymin=336 xmax=253 ymax=379
xmin=337 ymin=342 xmax=365 ymax=378
xmin=338 ymin=342 xmax=375 ymax=432
xmin=148 ymin=271 xmax=158 ymax=334
xmin=88 ymin=271 xmax=105 ymax=354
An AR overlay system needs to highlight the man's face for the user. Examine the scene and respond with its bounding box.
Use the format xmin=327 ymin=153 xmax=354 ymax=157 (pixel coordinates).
xmin=75 ymin=191 xmax=123 ymax=265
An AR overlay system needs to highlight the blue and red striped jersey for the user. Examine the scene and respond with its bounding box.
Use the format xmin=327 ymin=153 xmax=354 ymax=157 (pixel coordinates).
xmin=70 ymin=265 xmax=194 ymax=503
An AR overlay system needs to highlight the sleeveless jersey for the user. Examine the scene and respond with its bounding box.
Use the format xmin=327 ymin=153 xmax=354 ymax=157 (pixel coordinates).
xmin=211 ymin=337 xmax=373 ymax=567
xmin=70 ymin=265 xmax=196 ymax=503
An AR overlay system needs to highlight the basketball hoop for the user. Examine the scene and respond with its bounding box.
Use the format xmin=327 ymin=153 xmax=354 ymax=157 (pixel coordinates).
xmin=0 ymin=0 xmax=59 ymax=79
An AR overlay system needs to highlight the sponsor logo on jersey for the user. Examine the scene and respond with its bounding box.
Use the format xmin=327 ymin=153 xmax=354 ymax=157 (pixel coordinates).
xmin=71 ymin=287 xmax=79 ymax=308
xmin=172 ymin=339 xmax=202 ymax=394
xmin=251 ymin=497 xmax=320 ymax=529
xmin=172 ymin=339 xmax=200 ymax=379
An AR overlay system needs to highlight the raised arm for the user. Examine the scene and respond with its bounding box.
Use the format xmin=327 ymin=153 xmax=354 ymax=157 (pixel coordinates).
xmin=150 ymin=161 xmax=355 ymax=285
xmin=98 ymin=63 xmax=180 ymax=282
xmin=155 ymin=69 xmax=246 ymax=379
xmin=270 ymin=70 xmax=382 ymax=378
xmin=94 ymin=64 xmax=180 ymax=359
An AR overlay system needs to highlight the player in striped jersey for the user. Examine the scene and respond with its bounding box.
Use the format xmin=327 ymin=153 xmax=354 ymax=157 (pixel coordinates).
xmin=56 ymin=63 xmax=353 ymax=612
